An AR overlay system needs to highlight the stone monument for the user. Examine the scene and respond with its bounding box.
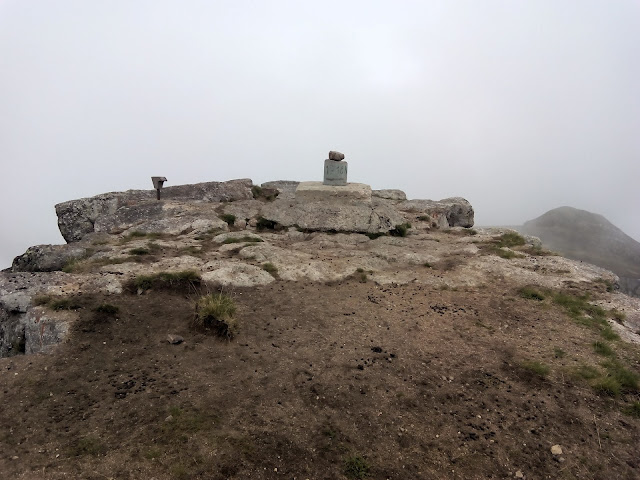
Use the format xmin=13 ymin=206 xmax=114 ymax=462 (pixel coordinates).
xmin=295 ymin=150 xmax=372 ymax=204
xmin=323 ymin=150 xmax=347 ymax=186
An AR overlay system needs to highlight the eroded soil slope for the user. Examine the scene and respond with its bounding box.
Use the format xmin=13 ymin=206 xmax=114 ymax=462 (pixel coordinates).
xmin=1 ymin=276 xmax=639 ymax=479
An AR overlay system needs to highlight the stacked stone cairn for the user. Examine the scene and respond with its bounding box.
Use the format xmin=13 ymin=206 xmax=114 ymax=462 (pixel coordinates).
xmin=323 ymin=151 xmax=347 ymax=186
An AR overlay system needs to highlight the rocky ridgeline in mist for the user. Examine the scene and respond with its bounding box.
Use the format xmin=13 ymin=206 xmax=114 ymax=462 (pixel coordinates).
xmin=1 ymin=175 xmax=639 ymax=358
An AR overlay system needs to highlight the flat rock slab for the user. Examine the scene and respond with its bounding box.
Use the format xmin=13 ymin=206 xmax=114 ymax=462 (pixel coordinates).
xmin=295 ymin=182 xmax=372 ymax=204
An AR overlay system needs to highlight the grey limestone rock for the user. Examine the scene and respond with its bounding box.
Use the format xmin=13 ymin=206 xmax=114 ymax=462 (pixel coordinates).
xmin=11 ymin=244 xmax=87 ymax=273
xmin=260 ymin=200 xmax=405 ymax=234
xmin=93 ymin=202 xmax=228 ymax=237
xmin=372 ymin=189 xmax=407 ymax=201
xmin=24 ymin=307 xmax=73 ymax=355
xmin=397 ymin=197 xmax=474 ymax=228
xmin=56 ymin=179 xmax=253 ymax=242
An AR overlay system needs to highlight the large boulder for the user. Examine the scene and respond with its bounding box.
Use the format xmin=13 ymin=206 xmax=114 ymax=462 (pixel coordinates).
xmin=260 ymin=200 xmax=406 ymax=234
xmin=93 ymin=202 xmax=229 ymax=236
xmin=397 ymin=197 xmax=474 ymax=228
xmin=55 ymin=179 xmax=253 ymax=242
xmin=11 ymin=244 xmax=87 ymax=273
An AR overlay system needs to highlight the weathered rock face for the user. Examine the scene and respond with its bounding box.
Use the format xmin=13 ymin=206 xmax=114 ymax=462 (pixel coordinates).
xmin=93 ymin=202 xmax=229 ymax=237
xmin=397 ymin=197 xmax=474 ymax=228
xmin=55 ymin=179 xmax=252 ymax=242
xmin=372 ymin=189 xmax=407 ymax=201
xmin=260 ymin=200 xmax=405 ymax=234
xmin=11 ymin=244 xmax=87 ymax=273
xmin=0 ymin=271 xmax=122 ymax=356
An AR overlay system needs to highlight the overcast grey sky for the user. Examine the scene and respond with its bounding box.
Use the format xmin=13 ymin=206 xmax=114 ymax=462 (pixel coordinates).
xmin=1 ymin=1 xmax=639 ymax=268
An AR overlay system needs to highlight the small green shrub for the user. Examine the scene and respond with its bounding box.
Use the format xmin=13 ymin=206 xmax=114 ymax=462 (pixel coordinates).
xmin=344 ymin=455 xmax=371 ymax=479
xmin=95 ymin=304 xmax=119 ymax=315
xmin=262 ymin=263 xmax=278 ymax=276
xmin=365 ymin=232 xmax=385 ymax=240
xmin=219 ymin=213 xmax=236 ymax=226
xmin=129 ymin=247 xmax=149 ymax=256
xmin=423 ymin=262 xmax=433 ymax=268
xmin=417 ymin=215 xmax=431 ymax=221
xmin=50 ymin=298 xmax=81 ymax=311
xmin=195 ymin=293 xmax=237 ymax=338
xmin=593 ymin=341 xmax=614 ymax=356
xmin=518 ymin=286 xmax=546 ymax=301
xmin=390 ymin=223 xmax=412 ymax=237
xmin=521 ymin=360 xmax=550 ymax=377
xmin=256 ymin=217 xmax=277 ymax=230
xmin=623 ymin=402 xmax=640 ymax=418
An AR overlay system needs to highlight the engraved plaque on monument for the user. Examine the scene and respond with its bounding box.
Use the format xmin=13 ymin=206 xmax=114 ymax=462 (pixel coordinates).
xmin=323 ymin=151 xmax=347 ymax=186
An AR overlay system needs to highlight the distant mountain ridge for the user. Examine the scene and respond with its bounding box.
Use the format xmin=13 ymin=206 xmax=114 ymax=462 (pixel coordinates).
xmin=521 ymin=206 xmax=640 ymax=296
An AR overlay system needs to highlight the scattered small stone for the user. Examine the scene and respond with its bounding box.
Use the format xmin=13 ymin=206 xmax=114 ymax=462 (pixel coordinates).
xmin=167 ymin=334 xmax=184 ymax=345
xmin=515 ymin=470 xmax=524 ymax=479
xmin=164 ymin=415 xmax=174 ymax=422
xmin=328 ymin=150 xmax=345 ymax=161
xmin=551 ymin=445 xmax=563 ymax=455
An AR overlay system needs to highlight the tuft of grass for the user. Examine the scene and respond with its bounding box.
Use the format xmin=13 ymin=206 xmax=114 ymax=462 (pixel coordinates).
xmin=50 ymin=298 xmax=81 ymax=311
xmin=33 ymin=295 xmax=52 ymax=306
xmin=119 ymin=231 xmax=165 ymax=244
xmin=497 ymin=232 xmax=526 ymax=248
xmin=595 ymin=277 xmax=615 ymax=292
xmin=390 ymin=223 xmax=412 ymax=237
xmin=552 ymin=292 xmax=607 ymax=329
xmin=262 ymin=262 xmax=278 ymax=276
xmin=602 ymin=360 xmax=639 ymax=392
xmin=423 ymin=262 xmax=433 ymax=268
xmin=344 ymin=455 xmax=371 ymax=479
xmin=195 ymin=293 xmax=237 ymax=338
xmin=593 ymin=341 xmax=614 ymax=357
xmin=623 ymin=402 xmax=640 ymax=418
xmin=599 ymin=324 xmax=620 ymax=341
xmin=219 ymin=213 xmax=236 ymax=226
xmin=256 ymin=217 xmax=277 ymax=231
xmin=610 ymin=308 xmax=626 ymax=324
xmin=144 ymin=448 xmax=162 ymax=460
xmin=553 ymin=347 xmax=566 ymax=358
xmin=95 ymin=303 xmax=119 ymax=315
xmin=417 ymin=215 xmax=431 ymax=221
xmin=592 ymin=377 xmax=621 ymax=397
xmin=70 ymin=436 xmax=107 ymax=457
xmin=129 ymin=247 xmax=150 ymax=256
xmin=518 ymin=286 xmax=546 ymax=301
xmin=126 ymin=270 xmax=201 ymax=293
xmin=520 ymin=360 xmax=550 ymax=378
xmin=494 ymin=248 xmax=519 ymax=259
xmin=222 ymin=236 xmax=263 ymax=245
xmin=575 ymin=365 xmax=600 ymax=380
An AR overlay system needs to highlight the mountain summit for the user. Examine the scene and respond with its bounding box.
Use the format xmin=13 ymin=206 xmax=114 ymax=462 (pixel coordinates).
xmin=522 ymin=206 xmax=640 ymax=296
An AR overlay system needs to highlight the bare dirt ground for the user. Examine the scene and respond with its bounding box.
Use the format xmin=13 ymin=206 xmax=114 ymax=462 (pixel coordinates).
xmin=1 ymin=275 xmax=639 ymax=479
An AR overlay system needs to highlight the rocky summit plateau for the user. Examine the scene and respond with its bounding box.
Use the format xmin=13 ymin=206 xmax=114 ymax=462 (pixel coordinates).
xmin=1 ymin=178 xmax=640 ymax=480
